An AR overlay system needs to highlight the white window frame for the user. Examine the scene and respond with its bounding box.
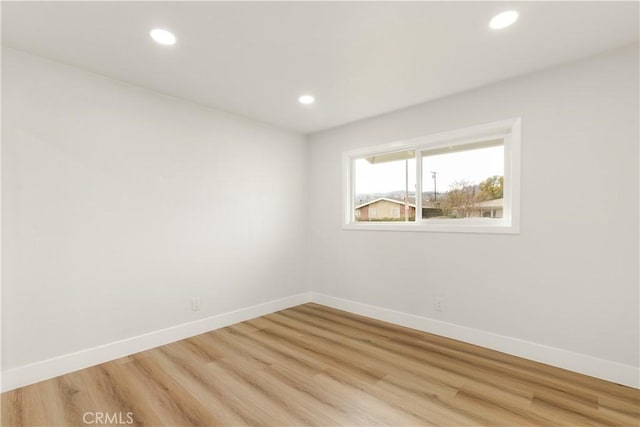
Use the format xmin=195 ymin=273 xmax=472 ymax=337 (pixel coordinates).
xmin=342 ymin=118 xmax=521 ymax=234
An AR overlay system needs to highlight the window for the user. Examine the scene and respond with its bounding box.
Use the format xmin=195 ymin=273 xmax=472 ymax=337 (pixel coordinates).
xmin=343 ymin=118 xmax=521 ymax=233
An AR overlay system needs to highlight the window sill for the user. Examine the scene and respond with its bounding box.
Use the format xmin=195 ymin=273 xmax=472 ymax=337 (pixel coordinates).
xmin=343 ymin=221 xmax=519 ymax=234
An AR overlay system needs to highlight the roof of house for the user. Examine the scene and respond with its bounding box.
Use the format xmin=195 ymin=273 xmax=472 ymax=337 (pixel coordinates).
xmin=355 ymin=197 xmax=416 ymax=210
xmin=356 ymin=197 xmax=503 ymax=210
xmin=355 ymin=196 xmax=446 ymax=210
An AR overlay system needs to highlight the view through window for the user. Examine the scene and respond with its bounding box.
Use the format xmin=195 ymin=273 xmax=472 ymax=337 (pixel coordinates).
xmin=354 ymin=152 xmax=416 ymax=222
xmin=353 ymin=141 xmax=504 ymax=222
xmin=422 ymin=141 xmax=504 ymax=220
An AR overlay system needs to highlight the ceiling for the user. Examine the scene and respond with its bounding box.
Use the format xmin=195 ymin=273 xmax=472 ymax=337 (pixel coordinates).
xmin=2 ymin=2 xmax=638 ymax=134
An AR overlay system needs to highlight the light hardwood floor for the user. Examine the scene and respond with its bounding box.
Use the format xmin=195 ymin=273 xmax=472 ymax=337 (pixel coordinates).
xmin=2 ymin=303 xmax=639 ymax=426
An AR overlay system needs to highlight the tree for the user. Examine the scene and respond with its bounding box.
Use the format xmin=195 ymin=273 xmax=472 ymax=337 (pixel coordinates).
xmin=478 ymin=175 xmax=503 ymax=201
xmin=443 ymin=180 xmax=477 ymax=218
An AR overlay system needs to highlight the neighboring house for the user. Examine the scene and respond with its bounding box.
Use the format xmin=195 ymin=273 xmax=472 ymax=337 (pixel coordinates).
xmin=355 ymin=198 xmax=415 ymax=221
xmin=356 ymin=197 xmax=501 ymax=220
xmin=470 ymin=198 xmax=503 ymax=218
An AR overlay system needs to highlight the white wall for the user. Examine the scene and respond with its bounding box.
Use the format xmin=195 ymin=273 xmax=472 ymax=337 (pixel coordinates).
xmin=2 ymin=48 xmax=308 ymax=378
xmin=3 ymin=44 xmax=638 ymax=390
xmin=308 ymin=47 xmax=639 ymax=381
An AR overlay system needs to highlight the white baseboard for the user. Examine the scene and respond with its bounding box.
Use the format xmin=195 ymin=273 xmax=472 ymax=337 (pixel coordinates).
xmin=4 ymin=291 xmax=637 ymax=392
xmin=1 ymin=292 xmax=311 ymax=392
xmin=309 ymin=292 xmax=639 ymax=389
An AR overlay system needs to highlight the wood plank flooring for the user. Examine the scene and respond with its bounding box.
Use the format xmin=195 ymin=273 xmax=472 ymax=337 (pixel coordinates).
xmin=2 ymin=303 xmax=639 ymax=426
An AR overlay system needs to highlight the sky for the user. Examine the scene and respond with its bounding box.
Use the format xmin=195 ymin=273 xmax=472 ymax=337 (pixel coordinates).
xmin=355 ymin=145 xmax=504 ymax=195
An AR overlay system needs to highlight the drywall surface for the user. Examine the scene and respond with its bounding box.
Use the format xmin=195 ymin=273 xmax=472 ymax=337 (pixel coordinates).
xmin=308 ymin=47 xmax=639 ymax=371
xmin=2 ymin=48 xmax=308 ymax=372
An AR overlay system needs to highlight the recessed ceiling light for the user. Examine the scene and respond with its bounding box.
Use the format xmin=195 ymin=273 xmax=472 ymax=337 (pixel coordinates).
xmin=150 ymin=28 xmax=176 ymax=45
xmin=489 ymin=11 xmax=519 ymax=30
xmin=298 ymin=95 xmax=315 ymax=105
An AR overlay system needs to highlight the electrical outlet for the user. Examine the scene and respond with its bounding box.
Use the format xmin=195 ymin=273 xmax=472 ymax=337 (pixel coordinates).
xmin=191 ymin=297 xmax=201 ymax=311
xmin=435 ymin=297 xmax=444 ymax=312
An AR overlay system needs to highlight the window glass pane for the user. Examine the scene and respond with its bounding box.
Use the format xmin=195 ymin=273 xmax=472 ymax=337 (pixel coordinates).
xmin=421 ymin=142 xmax=504 ymax=220
xmin=354 ymin=156 xmax=416 ymax=222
